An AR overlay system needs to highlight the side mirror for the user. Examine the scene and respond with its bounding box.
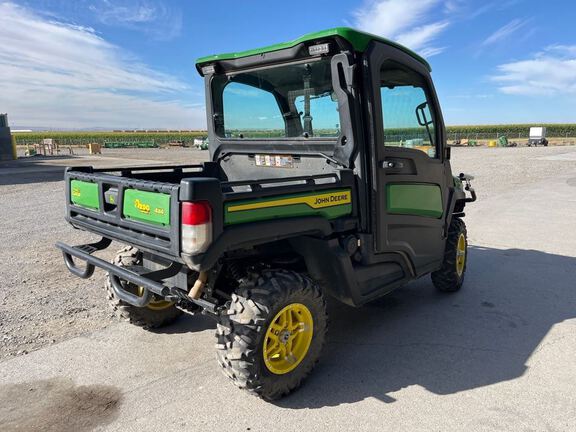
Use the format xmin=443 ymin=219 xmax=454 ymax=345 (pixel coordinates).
xmin=415 ymin=101 xmax=436 ymax=150
xmin=415 ymin=102 xmax=433 ymax=127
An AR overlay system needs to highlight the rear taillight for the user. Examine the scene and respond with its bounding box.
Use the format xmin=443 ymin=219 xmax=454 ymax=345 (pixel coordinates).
xmin=181 ymin=201 xmax=212 ymax=254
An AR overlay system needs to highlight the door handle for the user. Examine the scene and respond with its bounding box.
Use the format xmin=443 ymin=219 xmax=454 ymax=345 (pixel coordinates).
xmin=381 ymin=160 xmax=404 ymax=169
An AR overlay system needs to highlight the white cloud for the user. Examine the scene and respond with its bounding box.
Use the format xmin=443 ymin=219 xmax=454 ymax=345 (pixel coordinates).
xmin=482 ymin=18 xmax=529 ymax=46
xmin=419 ymin=46 xmax=447 ymax=58
xmin=491 ymin=46 xmax=576 ymax=96
xmin=397 ymin=21 xmax=449 ymax=52
xmin=450 ymin=93 xmax=494 ymax=99
xmin=439 ymin=1 xmax=525 ymax=24
xmin=352 ymin=0 xmax=449 ymax=56
xmin=87 ymin=0 xmax=182 ymax=41
xmin=545 ymin=44 xmax=576 ymax=57
xmin=444 ymin=0 xmax=463 ymax=13
xmin=0 ymin=3 xmax=204 ymax=129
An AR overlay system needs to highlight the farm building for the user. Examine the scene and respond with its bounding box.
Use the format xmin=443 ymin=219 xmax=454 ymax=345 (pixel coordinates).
xmin=0 ymin=113 xmax=16 ymax=161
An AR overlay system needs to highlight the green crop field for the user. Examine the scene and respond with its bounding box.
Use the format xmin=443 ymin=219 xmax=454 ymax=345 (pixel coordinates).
xmin=13 ymin=131 xmax=207 ymax=147
xmin=12 ymin=124 xmax=576 ymax=147
xmin=445 ymin=124 xmax=576 ymax=137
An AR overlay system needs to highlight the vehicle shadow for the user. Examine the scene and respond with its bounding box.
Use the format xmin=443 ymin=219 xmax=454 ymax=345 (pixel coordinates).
xmin=276 ymin=246 xmax=576 ymax=408
xmin=0 ymin=156 xmax=75 ymax=186
xmin=151 ymin=313 xmax=215 ymax=335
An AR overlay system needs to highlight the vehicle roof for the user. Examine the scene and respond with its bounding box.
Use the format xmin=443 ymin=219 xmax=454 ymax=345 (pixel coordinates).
xmin=195 ymin=27 xmax=431 ymax=72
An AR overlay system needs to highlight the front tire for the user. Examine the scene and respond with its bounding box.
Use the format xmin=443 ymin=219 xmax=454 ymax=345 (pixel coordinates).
xmin=104 ymin=246 xmax=183 ymax=329
xmin=432 ymin=218 xmax=468 ymax=292
xmin=216 ymin=270 xmax=327 ymax=400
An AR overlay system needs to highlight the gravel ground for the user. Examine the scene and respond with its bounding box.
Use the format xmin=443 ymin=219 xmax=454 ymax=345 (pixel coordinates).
xmin=0 ymin=148 xmax=209 ymax=360
xmin=1 ymin=145 xmax=575 ymax=360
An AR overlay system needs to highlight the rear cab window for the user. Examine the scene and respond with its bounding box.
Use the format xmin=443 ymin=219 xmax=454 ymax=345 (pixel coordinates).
xmin=213 ymin=57 xmax=340 ymax=140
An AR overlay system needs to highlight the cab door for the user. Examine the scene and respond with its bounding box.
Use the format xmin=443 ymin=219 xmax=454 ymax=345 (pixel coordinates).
xmin=365 ymin=43 xmax=450 ymax=275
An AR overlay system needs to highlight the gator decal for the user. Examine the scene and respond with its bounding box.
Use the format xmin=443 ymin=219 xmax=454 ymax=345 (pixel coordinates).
xmin=70 ymin=180 xmax=100 ymax=210
xmin=386 ymin=183 xmax=443 ymax=218
xmin=123 ymin=189 xmax=170 ymax=226
xmin=225 ymin=189 xmax=352 ymax=225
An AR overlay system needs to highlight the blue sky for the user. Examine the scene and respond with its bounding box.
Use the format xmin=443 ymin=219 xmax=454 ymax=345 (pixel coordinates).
xmin=1 ymin=0 xmax=575 ymax=129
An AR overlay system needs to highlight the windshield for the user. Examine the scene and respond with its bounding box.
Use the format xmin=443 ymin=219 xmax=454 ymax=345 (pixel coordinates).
xmin=212 ymin=58 xmax=340 ymax=139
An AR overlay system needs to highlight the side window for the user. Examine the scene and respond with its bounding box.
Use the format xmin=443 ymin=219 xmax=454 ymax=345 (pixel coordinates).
xmin=380 ymin=61 xmax=437 ymax=158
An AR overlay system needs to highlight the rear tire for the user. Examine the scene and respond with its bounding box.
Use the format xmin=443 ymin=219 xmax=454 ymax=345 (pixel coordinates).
xmin=216 ymin=270 xmax=327 ymax=400
xmin=104 ymin=246 xmax=182 ymax=329
xmin=432 ymin=218 xmax=468 ymax=292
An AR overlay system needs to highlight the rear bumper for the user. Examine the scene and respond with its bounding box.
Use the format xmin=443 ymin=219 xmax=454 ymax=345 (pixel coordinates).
xmin=55 ymin=238 xmax=191 ymax=308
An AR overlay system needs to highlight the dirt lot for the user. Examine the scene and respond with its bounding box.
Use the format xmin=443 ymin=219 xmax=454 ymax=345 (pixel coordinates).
xmin=0 ymin=148 xmax=209 ymax=359
xmin=1 ymin=145 xmax=576 ymax=431
xmin=0 ymin=145 xmax=574 ymax=360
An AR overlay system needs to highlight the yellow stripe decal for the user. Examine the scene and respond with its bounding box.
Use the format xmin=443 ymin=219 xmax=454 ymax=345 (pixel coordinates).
xmin=228 ymin=190 xmax=352 ymax=213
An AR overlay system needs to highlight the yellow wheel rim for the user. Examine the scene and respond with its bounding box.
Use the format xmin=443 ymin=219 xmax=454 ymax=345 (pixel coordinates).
xmin=456 ymin=233 xmax=466 ymax=276
xmin=137 ymin=286 xmax=174 ymax=311
xmin=263 ymin=303 xmax=314 ymax=375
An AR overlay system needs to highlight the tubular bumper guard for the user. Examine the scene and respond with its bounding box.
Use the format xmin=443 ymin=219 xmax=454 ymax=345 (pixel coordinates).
xmin=55 ymin=238 xmax=183 ymax=308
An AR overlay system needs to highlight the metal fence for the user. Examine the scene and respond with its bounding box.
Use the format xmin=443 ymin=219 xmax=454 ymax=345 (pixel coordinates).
xmin=14 ymin=137 xmax=206 ymax=147
xmin=446 ymin=132 xmax=576 ymax=141
xmin=386 ymin=131 xmax=576 ymax=145
xmin=13 ymin=132 xmax=576 ymax=147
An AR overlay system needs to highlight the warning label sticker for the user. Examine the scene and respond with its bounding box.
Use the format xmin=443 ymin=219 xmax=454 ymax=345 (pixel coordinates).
xmin=254 ymin=154 xmax=294 ymax=168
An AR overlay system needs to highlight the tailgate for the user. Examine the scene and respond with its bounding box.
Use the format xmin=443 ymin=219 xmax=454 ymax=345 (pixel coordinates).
xmin=66 ymin=169 xmax=181 ymax=258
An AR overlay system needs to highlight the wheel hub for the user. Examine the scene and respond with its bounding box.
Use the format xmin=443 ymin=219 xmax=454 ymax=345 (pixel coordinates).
xmin=137 ymin=286 xmax=173 ymax=311
xmin=279 ymin=330 xmax=291 ymax=344
xmin=263 ymin=303 xmax=314 ymax=375
xmin=456 ymin=233 xmax=466 ymax=276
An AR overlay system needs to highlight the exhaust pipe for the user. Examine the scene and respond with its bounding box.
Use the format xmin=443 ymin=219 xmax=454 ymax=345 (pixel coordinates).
xmin=188 ymin=271 xmax=208 ymax=300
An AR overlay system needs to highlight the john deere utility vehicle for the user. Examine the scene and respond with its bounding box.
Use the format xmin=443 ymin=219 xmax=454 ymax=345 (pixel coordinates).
xmin=57 ymin=27 xmax=476 ymax=400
